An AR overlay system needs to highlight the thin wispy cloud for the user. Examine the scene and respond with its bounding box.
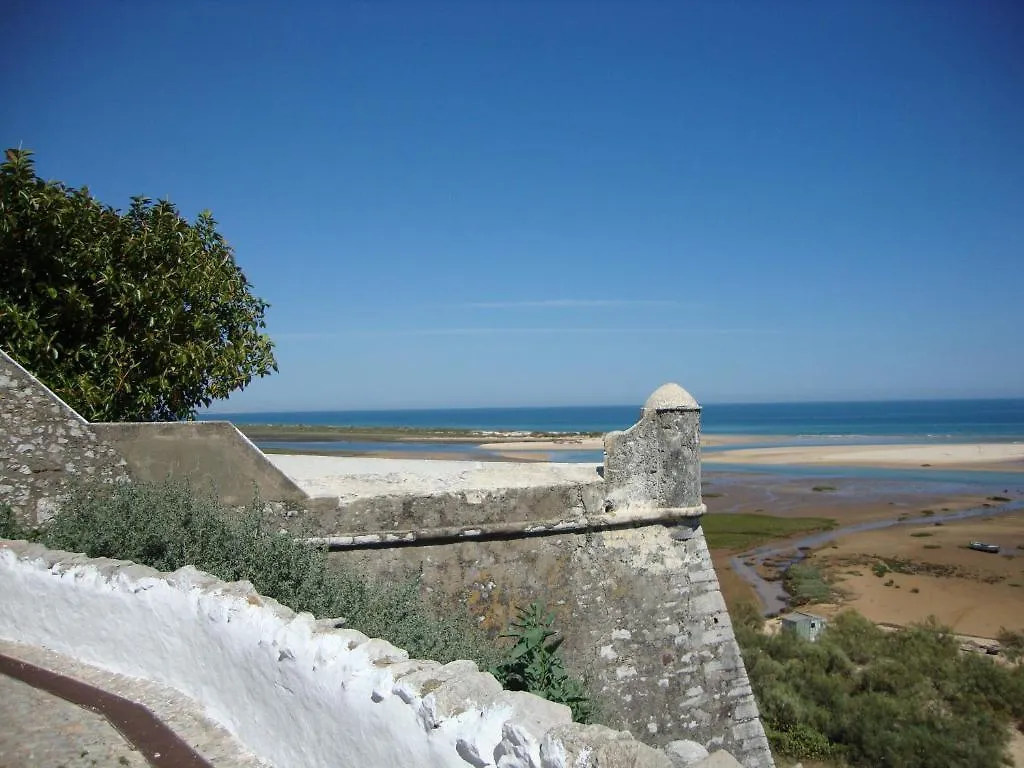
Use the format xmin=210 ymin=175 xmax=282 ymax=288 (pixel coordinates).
xmin=274 ymin=327 xmax=777 ymax=340
xmin=461 ymin=299 xmax=680 ymax=309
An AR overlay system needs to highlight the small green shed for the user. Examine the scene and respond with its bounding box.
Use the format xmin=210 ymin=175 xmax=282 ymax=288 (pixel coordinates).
xmin=781 ymin=611 xmax=828 ymax=642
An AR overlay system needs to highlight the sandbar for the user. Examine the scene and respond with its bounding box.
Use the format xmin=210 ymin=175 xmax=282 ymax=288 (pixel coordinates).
xmin=477 ymin=437 xmax=604 ymax=452
xmin=477 ymin=434 xmax=755 ymax=453
xmin=707 ymin=443 xmax=1024 ymax=471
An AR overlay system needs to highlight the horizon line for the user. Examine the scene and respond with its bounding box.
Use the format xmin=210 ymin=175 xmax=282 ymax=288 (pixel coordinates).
xmin=202 ymin=393 xmax=1024 ymax=415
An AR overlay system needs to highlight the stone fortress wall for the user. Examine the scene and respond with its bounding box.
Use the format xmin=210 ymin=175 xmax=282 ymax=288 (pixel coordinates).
xmin=0 ymin=350 xmax=129 ymax=521
xmin=0 ymin=347 xmax=773 ymax=766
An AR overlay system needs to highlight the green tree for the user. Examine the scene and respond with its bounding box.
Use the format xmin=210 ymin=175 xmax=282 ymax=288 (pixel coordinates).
xmin=0 ymin=148 xmax=276 ymax=421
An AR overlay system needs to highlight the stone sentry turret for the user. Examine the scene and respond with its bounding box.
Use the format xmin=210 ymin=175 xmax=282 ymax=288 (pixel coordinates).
xmin=604 ymin=382 xmax=703 ymax=519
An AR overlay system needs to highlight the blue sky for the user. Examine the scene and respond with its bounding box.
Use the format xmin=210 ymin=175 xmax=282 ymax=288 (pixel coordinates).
xmin=4 ymin=2 xmax=1022 ymax=410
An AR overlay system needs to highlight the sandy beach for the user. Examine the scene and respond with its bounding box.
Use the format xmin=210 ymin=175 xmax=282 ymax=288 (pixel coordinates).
xmin=708 ymin=442 xmax=1024 ymax=471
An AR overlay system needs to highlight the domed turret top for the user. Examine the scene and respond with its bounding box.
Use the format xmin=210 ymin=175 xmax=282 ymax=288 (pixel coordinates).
xmin=642 ymin=383 xmax=700 ymax=412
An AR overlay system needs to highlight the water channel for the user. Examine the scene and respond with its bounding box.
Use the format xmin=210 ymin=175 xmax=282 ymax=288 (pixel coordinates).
xmin=729 ymin=499 xmax=1024 ymax=615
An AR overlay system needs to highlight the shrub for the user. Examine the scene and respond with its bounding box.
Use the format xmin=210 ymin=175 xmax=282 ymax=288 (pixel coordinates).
xmin=32 ymin=479 xmax=595 ymax=718
xmin=491 ymin=602 xmax=593 ymax=723
xmin=0 ymin=504 xmax=39 ymax=541
xmin=998 ymin=628 xmax=1024 ymax=663
xmin=735 ymin=608 xmax=1022 ymax=767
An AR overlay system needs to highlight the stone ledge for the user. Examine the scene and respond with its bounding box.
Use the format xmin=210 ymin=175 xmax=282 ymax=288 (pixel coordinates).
xmin=304 ymin=504 xmax=707 ymax=550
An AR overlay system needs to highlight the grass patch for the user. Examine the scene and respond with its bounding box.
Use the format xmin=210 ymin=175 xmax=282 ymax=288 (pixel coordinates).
xmin=703 ymin=492 xmax=724 ymax=499
xmin=811 ymin=485 xmax=838 ymax=493
xmin=784 ymin=564 xmax=833 ymax=605
xmin=923 ymin=544 xmax=942 ymax=550
xmin=910 ymin=532 xmax=933 ymax=538
xmin=702 ymin=514 xmax=836 ymax=551
xmin=987 ymin=496 xmax=1012 ymax=503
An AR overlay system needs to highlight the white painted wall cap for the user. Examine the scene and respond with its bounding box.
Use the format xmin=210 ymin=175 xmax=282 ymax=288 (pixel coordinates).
xmin=643 ymin=383 xmax=700 ymax=412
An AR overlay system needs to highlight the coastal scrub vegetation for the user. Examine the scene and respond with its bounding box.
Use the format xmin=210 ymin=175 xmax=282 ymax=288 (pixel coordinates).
xmin=701 ymin=513 xmax=836 ymax=551
xmin=0 ymin=148 xmax=276 ymax=421
xmin=0 ymin=481 xmax=593 ymax=721
xmin=733 ymin=606 xmax=1024 ymax=767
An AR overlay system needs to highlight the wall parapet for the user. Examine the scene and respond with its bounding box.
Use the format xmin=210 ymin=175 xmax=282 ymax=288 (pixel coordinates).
xmin=0 ymin=539 xmax=744 ymax=768
xmin=305 ymin=501 xmax=706 ymax=550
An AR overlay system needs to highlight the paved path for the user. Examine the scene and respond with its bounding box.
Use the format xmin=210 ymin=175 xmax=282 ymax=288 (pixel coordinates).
xmin=0 ymin=672 xmax=149 ymax=768
xmin=0 ymin=640 xmax=268 ymax=768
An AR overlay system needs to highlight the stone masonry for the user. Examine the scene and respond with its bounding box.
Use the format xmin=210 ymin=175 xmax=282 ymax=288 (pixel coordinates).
xmin=319 ymin=384 xmax=774 ymax=766
xmin=0 ymin=353 xmax=773 ymax=766
xmin=0 ymin=350 xmax=127 ymax=523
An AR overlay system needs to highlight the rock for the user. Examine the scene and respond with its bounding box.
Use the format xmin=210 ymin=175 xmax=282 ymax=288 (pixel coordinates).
xmin=690 ymin=751 xmax=744 ymax=768
xmin=664 ymin=739 xmax=710 ymax=766
xmin=541 ymin=723 xmax=673 ymax=767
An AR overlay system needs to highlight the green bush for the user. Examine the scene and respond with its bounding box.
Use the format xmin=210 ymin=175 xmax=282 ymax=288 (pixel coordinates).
xmin=491 ymin=602 xmax=593 ymax=723
xmin=998 ymin=627 xmax=1024 ymax=663
xmin=0 ymin=503 xmax=38 ymax=541
xmin=0 ymin=503 xmax=18 ymax=538
xmin=736 ymin=609 xmax=1024 ymax=767
xmin=31 ymin=479 xmax=596 ymax=719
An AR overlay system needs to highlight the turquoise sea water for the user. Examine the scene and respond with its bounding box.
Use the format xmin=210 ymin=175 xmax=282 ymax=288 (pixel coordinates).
xmin=209 ymin=399 xmax=1024 ymax=440
xmin=206 ymin=400 xmax=1024 ymax=485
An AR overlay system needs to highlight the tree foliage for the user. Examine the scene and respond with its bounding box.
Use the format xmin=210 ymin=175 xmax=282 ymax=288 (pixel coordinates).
xmin=0 ymin=148 xmax=276 ymax=421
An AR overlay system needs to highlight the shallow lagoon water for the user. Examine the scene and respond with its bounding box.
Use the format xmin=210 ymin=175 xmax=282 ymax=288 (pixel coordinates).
xmin=257 ymin=440 xmax=483 ymax=456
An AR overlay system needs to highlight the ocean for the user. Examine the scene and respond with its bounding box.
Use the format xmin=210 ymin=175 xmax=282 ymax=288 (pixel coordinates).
xmin=206 ymin=399 xmax=1024 ymax=441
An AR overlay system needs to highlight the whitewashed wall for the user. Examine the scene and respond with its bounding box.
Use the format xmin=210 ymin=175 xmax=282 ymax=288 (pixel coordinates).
xmin=0 ymin=540 xmax=683 ymax=768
